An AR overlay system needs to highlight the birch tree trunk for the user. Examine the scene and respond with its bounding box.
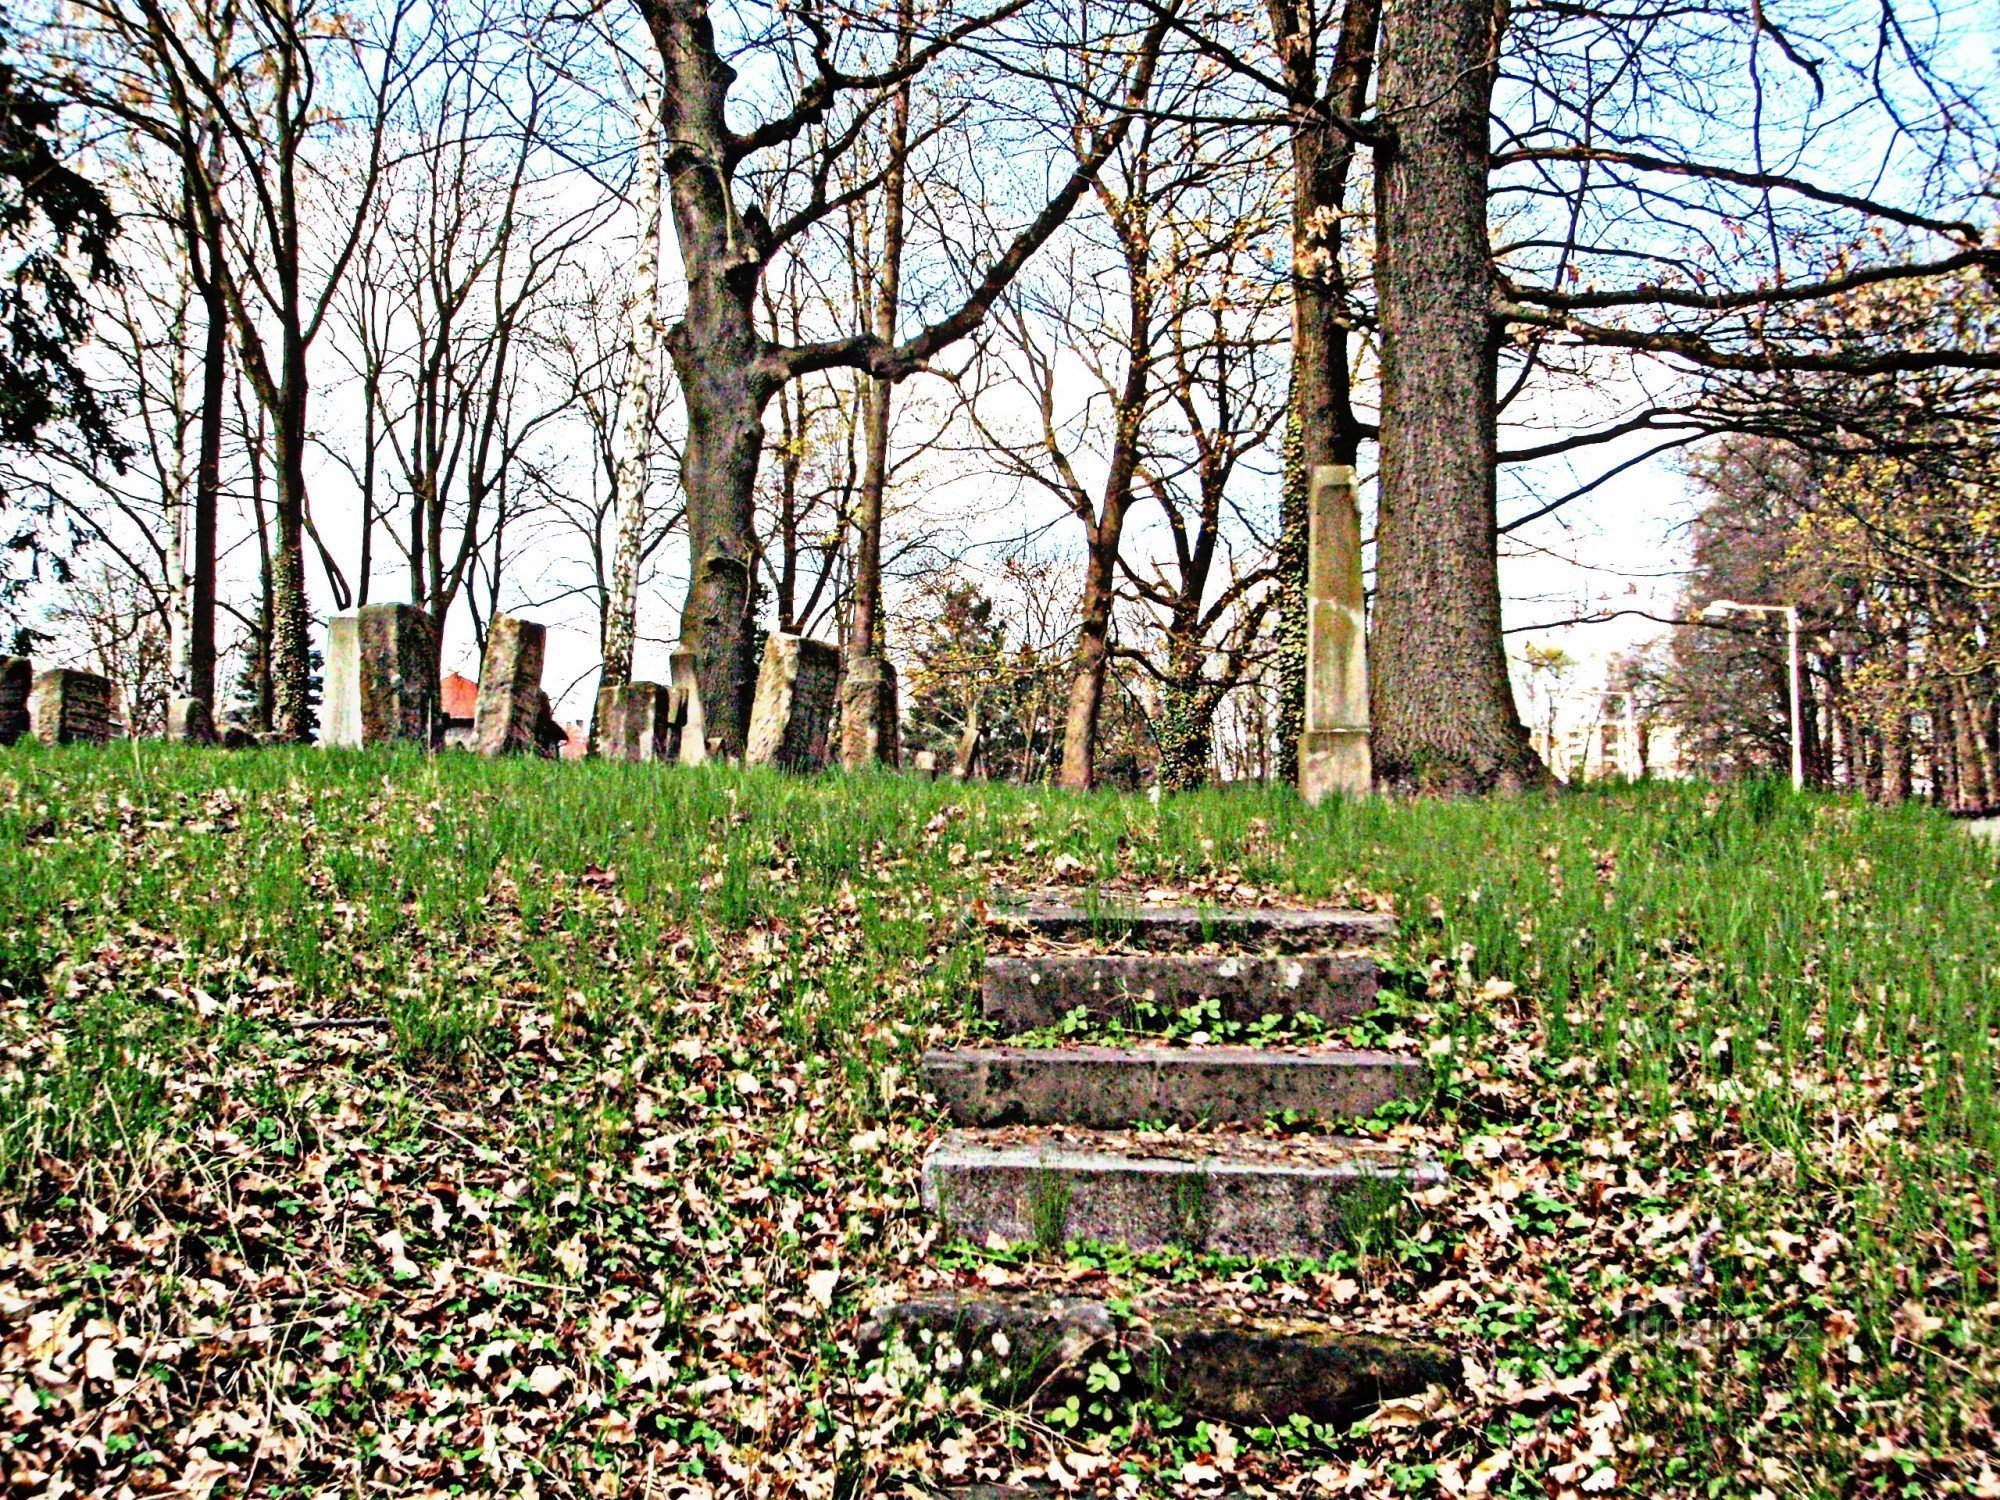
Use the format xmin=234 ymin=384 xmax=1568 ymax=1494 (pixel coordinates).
xmin=1370 ymin=0 xmax=1541 ymax=792
xmin=602 ymin=78 xmax=666 ymax=692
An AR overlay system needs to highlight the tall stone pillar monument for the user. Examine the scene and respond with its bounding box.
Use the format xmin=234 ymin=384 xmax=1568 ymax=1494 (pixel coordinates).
xmin=1299 ymin=464 xmax=1372 ymax=802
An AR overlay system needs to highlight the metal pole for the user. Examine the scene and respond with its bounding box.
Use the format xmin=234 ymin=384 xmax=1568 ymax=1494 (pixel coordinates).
xmin=1787 ymin=606 xmax=1803 ymax=792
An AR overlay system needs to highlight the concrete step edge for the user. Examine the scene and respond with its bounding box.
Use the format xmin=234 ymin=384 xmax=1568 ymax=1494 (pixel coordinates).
xmin=860 ymin=1290 xmax=1455 ymax=1426
xmin=981 ymin=951 xmax=1381 ymax=1031
xmin=920 ymin=1046 xmax=1431 ymax=1129
xmin=988 ymin=899 xmax=1397 ymax=947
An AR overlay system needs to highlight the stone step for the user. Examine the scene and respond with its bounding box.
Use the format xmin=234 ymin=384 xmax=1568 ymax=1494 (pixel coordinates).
xmin=989 ymin=898 xmax=1395 ymax=949
xmin=861 ymin=1292 xmax=1453 ymax=1425
xmin=923 ymin=1127 xmax=1437 ymax=1258
xmin=982 ymin=952 xmax=1379 ymax=1033
xmin=922 ymin=1045 xmax=1426 ymax=1128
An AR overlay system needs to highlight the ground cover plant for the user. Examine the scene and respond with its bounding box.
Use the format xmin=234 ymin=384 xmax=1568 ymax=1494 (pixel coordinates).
xmin=1 ymin=745 xmax=1996 ymax=1497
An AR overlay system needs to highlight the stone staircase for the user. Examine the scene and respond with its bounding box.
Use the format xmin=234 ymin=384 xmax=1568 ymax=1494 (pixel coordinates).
xmin=867 ymin=895 xmax=1453 ymax=1441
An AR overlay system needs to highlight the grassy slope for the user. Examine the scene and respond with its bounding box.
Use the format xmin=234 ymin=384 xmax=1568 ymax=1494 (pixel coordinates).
xmin=0 ymin=745 xmax=1995 ymax=1498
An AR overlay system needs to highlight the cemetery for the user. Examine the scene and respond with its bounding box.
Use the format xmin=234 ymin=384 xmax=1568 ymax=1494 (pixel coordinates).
xmin=4 ymin=0 xmax=1999 ymax=1490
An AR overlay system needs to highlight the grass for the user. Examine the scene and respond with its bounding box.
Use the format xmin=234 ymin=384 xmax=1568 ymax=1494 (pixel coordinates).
xmin=1 ymin=743 xmax=1996 ymax=1496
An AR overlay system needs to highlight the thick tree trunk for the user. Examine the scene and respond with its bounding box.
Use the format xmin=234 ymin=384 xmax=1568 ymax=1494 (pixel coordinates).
xmin=668 ymin=343 xmax=765 ymax=757
xmin=1268 ymin=0 xmax=1378 ymax=786
xmin=603 ymin=79 xmax=667 ymax=693
xmin=1370 ymin=0 xmax=1540 ymax=793
xmin=1158 ymin=661 xmax=1215 ymax=794
xmin=647 ymin=0 xmax=776 ymax=758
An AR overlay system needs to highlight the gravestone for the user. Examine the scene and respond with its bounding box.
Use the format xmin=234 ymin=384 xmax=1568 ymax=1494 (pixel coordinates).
xmin=471 ymin=614 xmax=546 ymax=756
xmin=911 ymin=749 xmax=939 ymax=781
xmin=323 ymin=604 xmax=440 ymax=749
xmin=166 ymin=696 xmax=216 ymax=745
xmin=669 ymin=648 xmax=709 ymax=765
xmin=838 ymin=655 xmax=900 ymax=769
xmin=1299 ymin=464 xmax=1372 ymax=802
xmin=29 ymin=668 xmax=117 ymax=744
xmin=596 ymin=681 xmax=675 ymax=762
xmin=745 ymin=633 xmax=840 ymax=771
xmin=0 ymin=657 xmax=31 ymax=746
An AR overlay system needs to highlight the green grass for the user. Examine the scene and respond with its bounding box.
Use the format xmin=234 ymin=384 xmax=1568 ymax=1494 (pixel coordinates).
xmin=1 ymin=743 xmax=1995 ymax=1496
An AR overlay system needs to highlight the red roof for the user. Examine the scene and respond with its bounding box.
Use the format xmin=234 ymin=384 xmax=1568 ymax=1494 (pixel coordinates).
xmin=441 ymin=672 xmax=479 ymax=721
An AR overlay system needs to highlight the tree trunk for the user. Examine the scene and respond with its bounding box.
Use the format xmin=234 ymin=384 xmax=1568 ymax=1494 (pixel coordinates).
xmin=1274 ymin=411 xmax=1307 ymax=783
xmin=649 ymin=0 xmax=776 ymax=758
xmin=1268 ymin=0 xmax=1378 ymax=787
xmin=188 ymin=205 xmax=224 ymax=712
xmin=1061 ymin=528 xmax=1125 ymax=790
xmin=245 ymin=400 xmax=275 ymax=731
xmin=602 ymin=78 xmax=667 ymax=692
xmin=845 ymin=3 xmax=911 ymax=673
xmin=1158 ymin=668 xmax=1215 ymax=794
xmin=1057 ymin=267 xmax=1150 ymax=789
xmin=270 ymin=421 xmax=312 ymax=738
xmin=1370 ymin=0 xmax=1539 ymax=793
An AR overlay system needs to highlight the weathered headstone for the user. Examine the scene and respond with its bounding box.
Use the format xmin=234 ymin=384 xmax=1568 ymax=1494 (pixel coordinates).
xmin=166 ymin=696 xmax=216 ymax=745
xmin=29 ymin=668 xmax=117 ymax=745
xmin=596 ymin=681 xmax=675 ymax=762
xmin=323 ymin=604 xmax=440 ymax=749
xmin=1299 ymin=464 xmax=1372 ymax=802
xmin=471 ymin=614 xmax=546 ymax=756
xmin=838 ymin=654 xmax=900 ymax=769
xmin=0 ymin=657 xmax=31 ymax=746
xmin=745 ymin=633 xmax=840 ymax=771
xmin=669 ymin=647 xmax=709 ymax=765
xmin=911 ymin=749 xmax=939 ymax=781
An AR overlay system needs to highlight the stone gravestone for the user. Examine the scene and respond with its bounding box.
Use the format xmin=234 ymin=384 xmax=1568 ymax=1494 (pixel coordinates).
xmin=596 ymin=681 xmax=675 ymax=762
xmin=471 ymin=614 xmax=546 ymax=756
xmin=838 ymin=655 xmax=900 ymax=769
xmin=745 ymin=633 xmax=840 ymax=771
xmin=0 ymin=657 xmax=32 ymax=746
xmin=323 ymin=604 xmax=440 ymax=749
xmin=1299 ymin=464 xmax=1372 ymax=802
xmin=669 ymin=647 xmax=709 ymax=765
xmin=29 ymin=668 xmax=117 ymax=745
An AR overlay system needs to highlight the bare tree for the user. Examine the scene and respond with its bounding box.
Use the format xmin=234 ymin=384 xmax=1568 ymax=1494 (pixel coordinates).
xmin=1120 ymin=224 xmax=1288 ymax=792
xmin=627 ymin=0 xmax=1171 ymax=757
xmin=63 ymin=0 xmax=420 ymax=739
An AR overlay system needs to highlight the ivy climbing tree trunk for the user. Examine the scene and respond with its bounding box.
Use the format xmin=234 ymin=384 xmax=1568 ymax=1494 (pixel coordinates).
xmin=1369 ymin=0 xmax=1540 ymax=792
